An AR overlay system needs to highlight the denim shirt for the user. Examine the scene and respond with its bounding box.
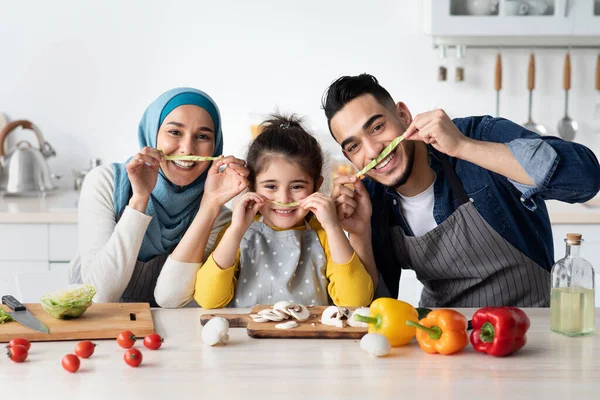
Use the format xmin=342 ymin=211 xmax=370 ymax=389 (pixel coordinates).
xmin=365 ymin=115 xmax=600 ymax=298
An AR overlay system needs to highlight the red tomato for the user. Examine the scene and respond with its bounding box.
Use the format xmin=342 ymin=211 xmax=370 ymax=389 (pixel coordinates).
xmin=143 ymin=334 xmax=163 ymax=350
xmin=7 ymin=344 xmax=28 ymax=363
xmin=8 ymin=338 xmax=31 ymax=351
xmin=116 ymin=330 xmax=137 ymax=349
xmin=62 ymin=354 xmax=80 ymax=373
xmin=74 ymin=341 xmax=96 ymax=358
xmin=124 ymin=348 xmax=143 ymax=367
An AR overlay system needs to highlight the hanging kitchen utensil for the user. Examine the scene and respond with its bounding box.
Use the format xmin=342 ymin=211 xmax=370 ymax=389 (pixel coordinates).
xmin=455 ymin=45 xmax=465 ymax=82
xmin=438 ymin=45 xmax=447 ymax=81
xmin=0 ymin=120 xmax=58 ymax=195
xmin=594 ymin=52 xmax=600 ymax=124
xmin=557 ymin=52 xmax=578 ymax=141
xmin=495 ymin=51 xmax=502 ymax=117
xmin=523 ymin=52 xmax=547 ymax=135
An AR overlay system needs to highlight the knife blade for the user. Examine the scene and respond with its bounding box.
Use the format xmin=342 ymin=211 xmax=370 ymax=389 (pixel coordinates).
xmin=2 ymin=295 xmax=50 ymax=334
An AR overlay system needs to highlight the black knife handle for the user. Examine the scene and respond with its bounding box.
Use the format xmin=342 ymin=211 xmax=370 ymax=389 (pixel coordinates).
xmin=2 ymin=295 xmax=26 ymax=311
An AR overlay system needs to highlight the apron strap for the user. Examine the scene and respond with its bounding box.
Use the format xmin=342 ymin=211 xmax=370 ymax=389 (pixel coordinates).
xmin=436 ymin=150 xmax=470 ymax=205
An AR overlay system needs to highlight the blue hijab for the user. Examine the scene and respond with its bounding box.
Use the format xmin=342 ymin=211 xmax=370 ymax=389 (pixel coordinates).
xmin=112 ymin=88 xmax=223 ymax=262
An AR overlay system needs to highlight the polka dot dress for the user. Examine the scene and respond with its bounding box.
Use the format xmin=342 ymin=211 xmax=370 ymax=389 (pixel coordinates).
xmin=233 ymin=221 xmax=329 ymax=307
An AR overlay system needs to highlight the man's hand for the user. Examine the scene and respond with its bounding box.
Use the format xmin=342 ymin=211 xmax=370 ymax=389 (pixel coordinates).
xmin=331 ymin=175 xmax=372 ymax=237
xmin=403 ymin=109 xmax=471 ymax=158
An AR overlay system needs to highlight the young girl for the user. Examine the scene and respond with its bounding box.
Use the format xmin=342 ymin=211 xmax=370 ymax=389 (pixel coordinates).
xmin=194 ymin=115 xmax=374 ymax=308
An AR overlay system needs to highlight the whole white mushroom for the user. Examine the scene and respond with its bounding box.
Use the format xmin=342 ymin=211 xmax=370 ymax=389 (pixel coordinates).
xmin=360 ymin=333 xmax=391 ymax=357
xmin=202 ymin=317 xmax=230 ymax=346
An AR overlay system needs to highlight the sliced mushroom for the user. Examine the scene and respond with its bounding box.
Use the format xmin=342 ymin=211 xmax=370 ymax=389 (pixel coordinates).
xmin=249 ymin=314 xmax=270 ymax=323
xmin=256 ymin=308 xmax=288 ymax=322
xmin=275 ymin=321 xmax=299 ymax=330
xmin=273 ymin=301 xmax=295 ymax=316
xmin=321 ymin=305 xmax=348 ymax=328
xmin=347 ymin=307 xmax=370 ymax=328
xmin=288 ymin=305 xmax=310 ymax=322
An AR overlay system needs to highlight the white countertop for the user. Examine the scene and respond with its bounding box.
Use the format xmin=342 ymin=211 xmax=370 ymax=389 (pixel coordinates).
xmin=1 ymin=307 xmax=597 ymax=399
xmin=0 ymin=190 xmax=79 ymax=223
xmin=1 ymin=190 xmax=600 ymax=225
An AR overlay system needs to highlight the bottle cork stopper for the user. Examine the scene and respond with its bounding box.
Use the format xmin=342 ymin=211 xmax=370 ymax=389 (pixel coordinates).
xmin=566 ymin=233 xmax=582 ymax=244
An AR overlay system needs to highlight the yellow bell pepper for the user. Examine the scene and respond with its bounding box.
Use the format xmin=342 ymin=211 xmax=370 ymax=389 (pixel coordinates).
xmin=353 ymin=298 xmax=419 ymax=347
xmin=406 ymin=309 xmax=469 ymax=355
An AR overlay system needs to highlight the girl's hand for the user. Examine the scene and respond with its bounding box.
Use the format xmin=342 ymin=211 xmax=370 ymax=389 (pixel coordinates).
xmin=126 ymin=147 xmax=164 ymax=210
xmin=231 ymin=193 xmax=267 ymax=234
xmin=203 ymin=156 xmax=250 ymax=208
xmin=300 ymin=193 xmax=340 ymax=232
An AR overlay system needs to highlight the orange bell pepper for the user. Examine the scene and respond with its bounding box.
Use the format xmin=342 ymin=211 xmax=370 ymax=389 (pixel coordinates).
xmin=405 ymin=309 xmax=469 ymax=355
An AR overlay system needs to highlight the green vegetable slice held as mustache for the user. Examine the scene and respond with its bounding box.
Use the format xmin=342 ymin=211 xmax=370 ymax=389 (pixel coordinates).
xmin=355 ymin=135 xmax=405 ymax=178
xmin=270 ymin=201 xmax=300 ymax=208
xmin=157 ymin=148 xmax=221 ymax=162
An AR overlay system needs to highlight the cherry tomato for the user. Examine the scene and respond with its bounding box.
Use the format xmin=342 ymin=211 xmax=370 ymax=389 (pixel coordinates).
xmin=8 ymin=338 xmax=31 ymax=351
xmin=74 ymin=341 xmax=96 ymax=358
xmin=62 ymin=354 xmax=80 ymax=373
xmin=124 ymin=348 xmax=143 ymax=367
xmin=7 ymin=344 xmax=28 ymax=363
xmin=143 ymin=334 xmax=163 ymax=350
xmin=116 ymin=330 xmax=137 ymax=349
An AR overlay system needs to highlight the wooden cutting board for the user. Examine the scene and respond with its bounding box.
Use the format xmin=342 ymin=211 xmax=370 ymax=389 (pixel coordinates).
xmin=201 ymin=305 xmax=368 ymax=339
xmin=0 ymin=303 xmax=154 ymax=342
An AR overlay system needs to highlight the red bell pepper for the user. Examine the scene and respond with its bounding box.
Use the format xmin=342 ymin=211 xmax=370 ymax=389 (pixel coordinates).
xmin=470 ymin=307 xmax=530 ymax=357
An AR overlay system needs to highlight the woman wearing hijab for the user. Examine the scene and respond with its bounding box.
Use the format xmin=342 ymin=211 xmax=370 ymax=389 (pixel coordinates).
xmin=69 ymin=88 xmax=249 ymax=307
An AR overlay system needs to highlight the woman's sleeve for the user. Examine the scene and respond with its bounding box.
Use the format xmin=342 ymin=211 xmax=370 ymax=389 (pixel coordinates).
xmin=76 ymin=166 xmax=152 ymax=303
xmin=316 ymin=227 xmax=374 ymax=307
xmin=154 ymin=207 xmax=233 ymax=308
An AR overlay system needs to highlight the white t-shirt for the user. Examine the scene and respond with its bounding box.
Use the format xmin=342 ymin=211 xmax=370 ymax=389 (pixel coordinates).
xmin=397 ymin=182 xmax=437 ymax=237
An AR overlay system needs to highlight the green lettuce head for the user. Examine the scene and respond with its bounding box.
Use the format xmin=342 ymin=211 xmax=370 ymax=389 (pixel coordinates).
xmin=40 ymin=284 xmax=96 ymax=319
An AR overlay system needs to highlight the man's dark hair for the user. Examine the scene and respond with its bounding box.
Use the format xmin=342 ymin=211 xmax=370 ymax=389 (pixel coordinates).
xmin=321 ymin=74 xmax=396 ymax=137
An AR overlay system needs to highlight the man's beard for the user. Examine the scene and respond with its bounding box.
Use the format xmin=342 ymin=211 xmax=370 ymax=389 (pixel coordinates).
xmin=383 ymin=141 xmax=416 ymax=189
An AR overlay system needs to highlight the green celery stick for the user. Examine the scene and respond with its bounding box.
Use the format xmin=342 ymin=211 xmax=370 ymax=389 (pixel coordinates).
xmin=164 ymin=155 xmax=220 ymax=161
xmin=271 ymin=201 xmax=300 ymax=207
xmin=157 ymin=147 xmax=220 ymax=161
xmin=355 ymin=135 xmax=405 ymax=178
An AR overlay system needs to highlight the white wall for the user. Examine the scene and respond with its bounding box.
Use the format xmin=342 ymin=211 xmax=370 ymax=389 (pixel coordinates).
xmin=1 ymin=0 xmax=599 ymax=190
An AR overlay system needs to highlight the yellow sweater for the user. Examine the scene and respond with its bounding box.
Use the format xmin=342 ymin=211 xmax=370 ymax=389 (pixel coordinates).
xmin=194 ymin=217 xmax=373 ymax=309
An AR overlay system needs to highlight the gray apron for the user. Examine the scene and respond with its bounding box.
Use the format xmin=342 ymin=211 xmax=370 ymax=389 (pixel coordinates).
xmin=390 ymin=154 xmax=550 ymax=308
xmin=232 ymin=218 xmax=329 ymax=307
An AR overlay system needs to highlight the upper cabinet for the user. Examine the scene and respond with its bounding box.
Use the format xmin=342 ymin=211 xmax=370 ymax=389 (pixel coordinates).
xmin=572 ymin=0 xmax=600 ymax=35
xmin=424 ymin=0 xmax=600 ymax=46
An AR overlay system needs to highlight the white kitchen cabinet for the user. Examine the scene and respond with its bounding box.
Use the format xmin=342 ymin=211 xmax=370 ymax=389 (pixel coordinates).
xmin=0 ymin=223 xmax=77 ymax=299
xmin=0 ymin=261 xmax=48 ymax=299
xmin=572 ymin=0 xmax=600 ymax=35
xmin=48 ymin=224 xmax=77 ymax=261
xmin=424 ymin=0 xmax=600 ymax=45
xmin=0 ymin=224 xmax=48 ymax=261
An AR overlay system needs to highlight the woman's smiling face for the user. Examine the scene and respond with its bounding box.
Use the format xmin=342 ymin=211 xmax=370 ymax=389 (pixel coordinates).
xmin=156 ymin=104 xmax=215 ymax=187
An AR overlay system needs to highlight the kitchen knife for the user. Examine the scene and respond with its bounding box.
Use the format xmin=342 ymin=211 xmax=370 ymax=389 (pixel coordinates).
xmin=2 ymin=295 xmax=50 ymax=334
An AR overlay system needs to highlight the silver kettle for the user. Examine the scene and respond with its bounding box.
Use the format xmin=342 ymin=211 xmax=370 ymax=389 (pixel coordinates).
xmin=0 ymin=120 xmax=58 ymax=195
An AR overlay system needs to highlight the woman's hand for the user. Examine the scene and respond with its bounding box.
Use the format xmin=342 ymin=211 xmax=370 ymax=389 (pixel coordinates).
xmin=126 ymin=147 xmax=164 ymax=212
xmin=203 ymin=156 xmax=250 ymax=208
xmin=230 ymin=193 xmax=267 ymax=234
xmin=300 ymin=193 xmax=340 ymax=232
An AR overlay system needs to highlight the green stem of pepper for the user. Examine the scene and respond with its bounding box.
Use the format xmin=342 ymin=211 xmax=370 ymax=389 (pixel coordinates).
xmin=479 ymin=322 xmax=495 ymax=343
xmin=405 ymin=320 xmax=442 ymax=340
xmin=353 ymin=314 xmax=383 ymax=330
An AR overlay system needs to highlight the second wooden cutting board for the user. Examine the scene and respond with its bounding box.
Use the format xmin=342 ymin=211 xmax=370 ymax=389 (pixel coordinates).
xmin=201 ymin=305 xmax=368 ymax=339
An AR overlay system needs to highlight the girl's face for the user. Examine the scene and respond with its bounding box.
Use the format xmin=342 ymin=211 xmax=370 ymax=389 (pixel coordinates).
xmin=255 ymin=157 xmax=315 ymax=229
xmin=156 ymin=104 xmax=215 ymax=187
